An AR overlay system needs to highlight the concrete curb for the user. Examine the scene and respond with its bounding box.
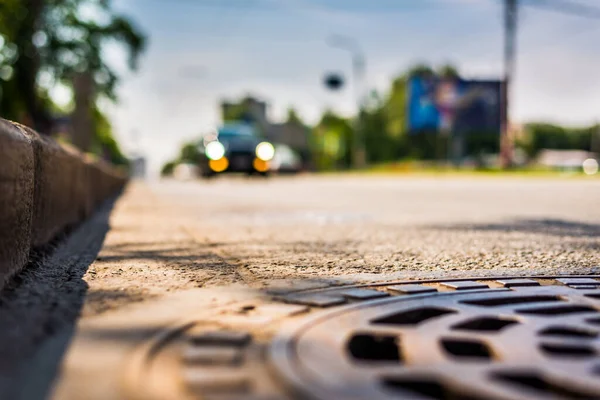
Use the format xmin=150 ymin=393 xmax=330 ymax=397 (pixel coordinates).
xmin=0 ymin=118 xmax=128 ymax=289
xmin=0 ymin=120 xmax=35 ymax=288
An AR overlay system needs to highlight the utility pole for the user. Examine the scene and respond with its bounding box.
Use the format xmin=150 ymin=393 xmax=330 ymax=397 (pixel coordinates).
xmin=501 ymin=0 xmax=518 ymax=168
xmin=592 ymin=122 xmax=600 ymax=155
xmin=352 ymin=52 xmax=367 ymax=168
xmin=327 ymin=35 xmax=367 ymax=169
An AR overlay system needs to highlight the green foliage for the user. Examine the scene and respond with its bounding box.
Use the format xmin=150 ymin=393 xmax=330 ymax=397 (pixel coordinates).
xmin=522 ymin=123 xmax=596 ymax=157
xmin=406 ymin=63 xmax=434 ymax=78
xmin=464 ymin=132 xmax=500 ymax=156
xmin=0 ymin=0 xmax=146 ymax=134
xmin=160 ymin=139 xmax=202 ymax=176
xmin=311 ymin=111 xmax=353 ymax=170
xmin=161 ymin=161 xmax=176 ymax=177
xmin=401 ymin=131 xmax=440 ymax=160
xmin=286 ymin=107 xmax=304 ymax=126
xmin=41 ymin=4 xmax=146 ymax=101
xmin=222 ymin=102 xmax=249 ymax=122
xmin=321 ymin=62 xmax=495 ymax=169
xmin=382 ymin=75 xmax=407 ymax=138
xmin=222 ymin=98 xmax=267 ymax=136
xmin=91 ymin=107 xmax=129 ymax=166
xmin=362 ymin=103 xmax=396 ymax=163
xmin=179 ymin=141 xmax=202 ymax=164
xmin=437 ymin=64 xmax=460 ymax=79
xmin=358 ymin=63 xmax=441 ymax=165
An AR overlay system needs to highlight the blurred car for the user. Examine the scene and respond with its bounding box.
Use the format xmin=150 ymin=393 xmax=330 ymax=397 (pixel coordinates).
xmin=271 ymin=144 xmax=302 ymax=173
xmin=198 ymin=123 xmax=275 ymax=178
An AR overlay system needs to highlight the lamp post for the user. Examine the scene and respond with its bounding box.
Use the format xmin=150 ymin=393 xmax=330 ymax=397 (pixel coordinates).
xmin=501 ymin=0 xmax=517 ymax=168
xmin=327 ymin=35 xmax=367 ymax=168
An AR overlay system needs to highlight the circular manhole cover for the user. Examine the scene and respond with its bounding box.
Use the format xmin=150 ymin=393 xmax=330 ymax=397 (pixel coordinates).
xmin=126 ymin=276 xmax=600 ymax=400
xmin=272 ymin=277 xmax=600 ymax=400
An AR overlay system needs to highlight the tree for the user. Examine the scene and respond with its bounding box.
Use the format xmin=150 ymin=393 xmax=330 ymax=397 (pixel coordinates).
xmin=523 ymin=123 xmax=595 ymax=157
xmin=286 ymin=107 xmax=304 ymax=126
xmin=379 ymin=63 xmax=461 ymax=161
xmin=161 ymin=161 xmax=176 ymax=177
xmin=311 ymin=111 xmax=353 ymax=170
xmin=0 ymin=0 xmax=146 ymax=135
xmin=362 ymin=100 xmax=396 ymax=163
xmin=160 ymin=140 xmax=202 ymax=178
xmin=179 ymin=141 xmax=203 ymax=164
xmin=437 ymin=64 xmax=460 ymax=79
xmin=0 ymin=0 xmax=47 ymax=129
xmin=312 ymin=63 xmax=467 ymax=169
xmin=221 ymin=96 xmax=268 ymax=136
xmin=91 ymin=106 xmax=128 ymax=166
xmin=383 ymin=75 xmax=408 ymax=138
xmin=406 ymin=63 xmax=434 ymax=79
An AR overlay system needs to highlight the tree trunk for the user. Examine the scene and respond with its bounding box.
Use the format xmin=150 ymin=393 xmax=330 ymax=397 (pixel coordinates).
xmin=13 ymin=0 xmax=50 ymax=133
xmin=71 ymin=72 xmax=95 ymax=152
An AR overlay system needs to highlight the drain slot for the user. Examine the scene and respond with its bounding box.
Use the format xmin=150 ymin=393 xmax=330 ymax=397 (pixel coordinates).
xmin=382 ymin=377 xmax=486 ymax=400
xmin=538 ymin=326 xmax=598 ymax=339
xmin=586 ymin=317 xmax=600 ymax=326
xmin=441 ymin=338 xmax=493 ymax=360
xmin=492 ymin=372 xmax=596 ymax=399
xmin=540 ymin=343 xmax=596 ymax=358
xmin=461 ymin=295 xmax=562 ymax=308
xmin=452 ymin=317 xmax=519 ymax=332
xmin=372 ymin=307 xmax=456 ymax=326
xmin=517 ymin=305 xmax=598 ymax=316
xmin=347 ymin=334 xmax=402 ymax=362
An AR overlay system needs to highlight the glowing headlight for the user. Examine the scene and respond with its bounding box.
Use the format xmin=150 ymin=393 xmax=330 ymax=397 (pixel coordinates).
xmin=255 ymin=142 xmax=275 ymax=161
xmin=205 ymin=141 xmax=225 ymax=160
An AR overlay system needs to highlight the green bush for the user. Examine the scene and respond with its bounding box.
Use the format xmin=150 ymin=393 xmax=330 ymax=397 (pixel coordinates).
xmin=161 ymin=161 xmax=176 ymax=177
xmin=523 ymin=123 xmax=595 ymax=157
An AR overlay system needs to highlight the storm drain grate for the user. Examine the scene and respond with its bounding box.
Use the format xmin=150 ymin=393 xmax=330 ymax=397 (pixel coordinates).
xmin=271 ymin=276 xmax=600 ymax=400
xmin=126 ymin=276 xmax=600 ymax=400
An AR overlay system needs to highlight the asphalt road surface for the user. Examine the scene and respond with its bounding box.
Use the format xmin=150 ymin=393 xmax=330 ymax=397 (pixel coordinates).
xmin=2 ymin=174 xmax=600 ymax=399
xmin=86 ymin=174 xmax=600 ymax=314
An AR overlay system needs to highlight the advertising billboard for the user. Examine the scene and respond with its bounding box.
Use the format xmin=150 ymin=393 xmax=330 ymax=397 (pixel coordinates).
xmin=408 ymin=77 xmax=502 ymax=135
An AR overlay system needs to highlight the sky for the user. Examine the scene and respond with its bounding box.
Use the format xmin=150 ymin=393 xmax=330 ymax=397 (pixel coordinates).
xmin=95 ymin=0 xmax=600 ymax=175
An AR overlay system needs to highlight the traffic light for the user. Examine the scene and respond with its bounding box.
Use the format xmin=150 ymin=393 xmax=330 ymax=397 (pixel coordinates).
xmin=323 ymin=73 xmax=345 ymax=91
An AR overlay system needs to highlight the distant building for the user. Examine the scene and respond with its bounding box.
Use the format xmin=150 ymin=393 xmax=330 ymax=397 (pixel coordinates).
xmin=220 ymin=96 xmax=310 ymax=159
xmin=266 ymin=122 xmax=310 ymax=161
xmin=129 ymin=155 xmax=147 ymax=179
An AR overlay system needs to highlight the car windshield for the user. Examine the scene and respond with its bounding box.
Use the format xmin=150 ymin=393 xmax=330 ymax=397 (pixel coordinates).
xmin=218 ymin=124 xmax=256 ymax=140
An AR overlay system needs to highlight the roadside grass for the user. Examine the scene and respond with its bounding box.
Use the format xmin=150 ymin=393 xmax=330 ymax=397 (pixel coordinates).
xmin=318 ymin=161 xmax=599 ymax=179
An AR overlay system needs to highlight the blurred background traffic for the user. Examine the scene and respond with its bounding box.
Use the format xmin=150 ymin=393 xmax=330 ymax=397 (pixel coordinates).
xmin=1 ymin=0 xmax=599 ymax=179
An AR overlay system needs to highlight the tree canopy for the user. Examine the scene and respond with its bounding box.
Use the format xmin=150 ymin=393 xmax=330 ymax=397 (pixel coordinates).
xmin=0 ymin=0 xmax=146 ymax=132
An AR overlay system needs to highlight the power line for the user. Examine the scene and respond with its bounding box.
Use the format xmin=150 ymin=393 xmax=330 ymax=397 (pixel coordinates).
xmin=469 ymin=0 xmax=600 ymax=60
xmin=127 ymin=0 xmax=600 ymax=18
xmin=520 ymin=0 xmax=600 ymax=20
xmin=135 ymin=0 xmax=473 ymax=12
xmin=527 ymin=18 xmax=600 ymax=53
xmin=511 ymin=0 xmax=600 ymax=55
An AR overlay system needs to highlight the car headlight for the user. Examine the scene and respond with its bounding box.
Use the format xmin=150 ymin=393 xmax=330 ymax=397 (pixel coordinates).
xmin=255 ymin=142 xmax=275 ymax=161
xmin=205 ymin=141 xmax=225 ymax=160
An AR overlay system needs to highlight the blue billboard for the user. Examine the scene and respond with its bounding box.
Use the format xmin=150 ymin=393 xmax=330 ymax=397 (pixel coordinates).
xmin=408 ymin=77 xmax=501 ymax=134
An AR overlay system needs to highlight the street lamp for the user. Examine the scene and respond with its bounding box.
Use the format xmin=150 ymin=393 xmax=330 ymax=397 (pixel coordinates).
xmin=327 ymin=35 xmax=367 ymax=168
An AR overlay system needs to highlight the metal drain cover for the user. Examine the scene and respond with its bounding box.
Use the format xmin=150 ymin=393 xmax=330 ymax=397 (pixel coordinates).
xmin=125 ymin=276 xmax=600 ymax=400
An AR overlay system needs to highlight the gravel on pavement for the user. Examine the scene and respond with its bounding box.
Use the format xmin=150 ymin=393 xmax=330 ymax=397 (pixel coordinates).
xmin=86 ymin=175 xmax=600 ymax=314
